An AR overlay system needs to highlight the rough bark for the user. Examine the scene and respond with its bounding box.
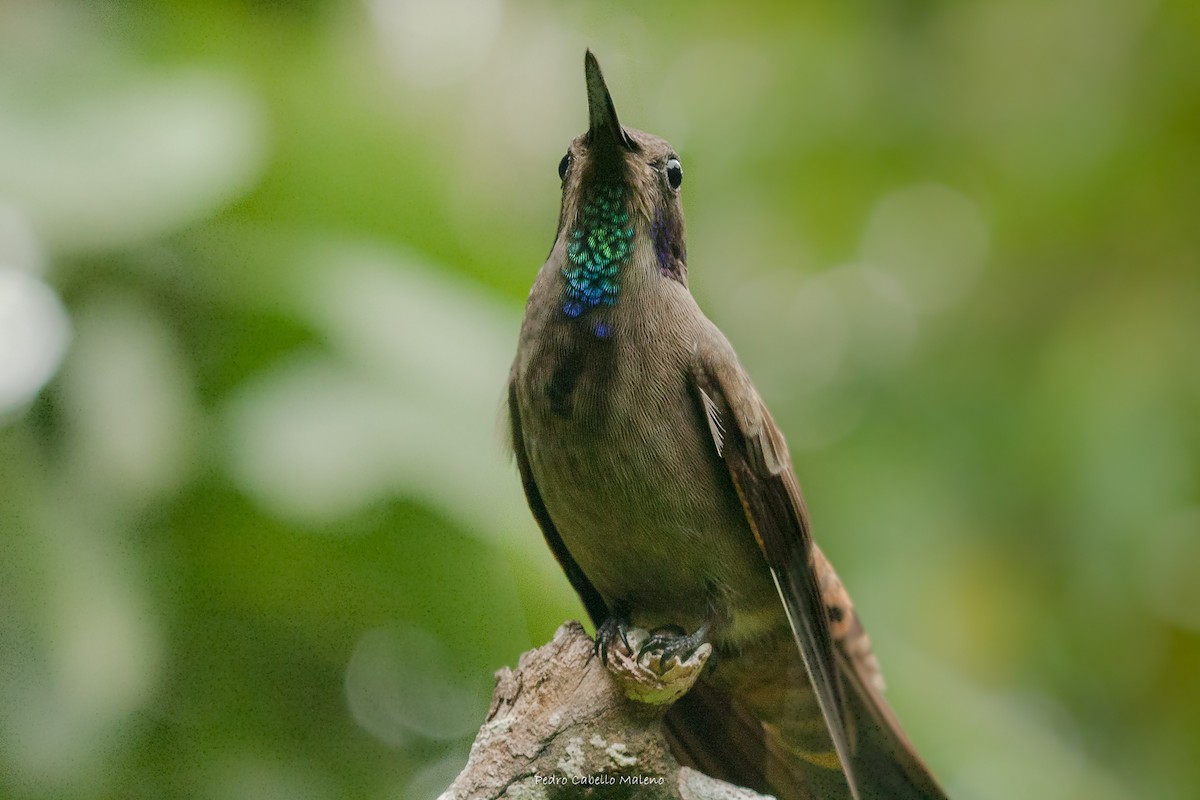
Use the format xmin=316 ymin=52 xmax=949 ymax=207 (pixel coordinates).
xmin=440 ymin=621 xmax=771 ymax=800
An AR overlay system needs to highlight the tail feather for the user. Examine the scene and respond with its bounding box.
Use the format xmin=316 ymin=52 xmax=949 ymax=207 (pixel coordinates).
xmin=666 ymin=682 xmax=850 ymax=800
xmin=839 ymin=655 xmax=947 ymax=800
xmin=663 ymin=623 xmax=948 ymax=800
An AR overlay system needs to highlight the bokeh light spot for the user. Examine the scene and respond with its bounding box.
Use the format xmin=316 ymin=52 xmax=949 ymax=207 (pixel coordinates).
xmin=861 ymin=183 xmax=989 ymax=313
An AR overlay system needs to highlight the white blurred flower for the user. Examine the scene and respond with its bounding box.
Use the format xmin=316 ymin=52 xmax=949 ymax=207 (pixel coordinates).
xmin=0 ymin=71 xmax=266 ymax=254
xmin=0 ymin=267 xmax=70 ymax=417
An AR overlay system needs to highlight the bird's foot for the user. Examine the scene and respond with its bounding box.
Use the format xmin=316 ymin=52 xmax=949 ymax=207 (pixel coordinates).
xmin=594 ymin=613 xmax=632 ymax=666
xmin=598 ymin=620 xmax=712 ymax=707
xmin=637 ymin=623 xmax=711 ymax=669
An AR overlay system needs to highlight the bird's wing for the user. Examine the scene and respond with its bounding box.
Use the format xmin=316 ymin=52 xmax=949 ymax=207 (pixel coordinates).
xmin=689 ymin=339 xmax=860 ymax=798
xmin=507 ymin=376 xmax=609 ymax=626
xmin=689 ymin=338 xmax=949 ymax=800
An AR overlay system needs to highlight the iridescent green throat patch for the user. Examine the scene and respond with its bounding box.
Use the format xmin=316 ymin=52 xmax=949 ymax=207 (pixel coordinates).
xmin=562 ymin=182 xmax=634 ymax=333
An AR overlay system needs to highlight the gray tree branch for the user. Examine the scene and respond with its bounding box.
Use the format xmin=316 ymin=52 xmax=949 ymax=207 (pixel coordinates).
xmin=439 ymin=621 xmax=771 ymax=800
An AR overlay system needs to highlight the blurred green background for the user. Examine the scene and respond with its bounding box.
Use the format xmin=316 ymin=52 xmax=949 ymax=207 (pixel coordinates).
xmin=1 ymin=0 xmax=1197 ymax=798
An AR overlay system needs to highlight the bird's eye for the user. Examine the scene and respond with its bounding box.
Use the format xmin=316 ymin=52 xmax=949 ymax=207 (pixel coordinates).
xmin=665 ymin=157 xmax=683 ymax=190
xmin=558 ymin=153 xmax=571 ymax=181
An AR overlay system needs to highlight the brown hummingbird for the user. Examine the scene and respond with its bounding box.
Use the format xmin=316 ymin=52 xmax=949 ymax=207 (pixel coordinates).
xmin=507 ymin=50 xmax=949 ymax=800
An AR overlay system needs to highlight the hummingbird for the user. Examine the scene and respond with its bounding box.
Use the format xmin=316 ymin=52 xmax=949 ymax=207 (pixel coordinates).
xmin=507 ymin=51 xmax=949 ymax=800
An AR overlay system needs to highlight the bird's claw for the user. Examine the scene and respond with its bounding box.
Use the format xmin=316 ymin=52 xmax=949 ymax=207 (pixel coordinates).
xmin=599 ymin=621 xmax=713 ymax=707
xmin=595 ymin=614 xmax=633 ymax=666
xmin=636 ymin=624 xmax=708 ymax=669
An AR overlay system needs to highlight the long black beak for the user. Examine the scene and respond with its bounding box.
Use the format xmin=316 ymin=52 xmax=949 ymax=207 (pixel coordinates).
xmin=585 ymin=50 xmax=635 ymax=151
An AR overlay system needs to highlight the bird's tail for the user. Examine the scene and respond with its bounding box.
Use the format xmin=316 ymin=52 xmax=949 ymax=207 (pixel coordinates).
xmin=665 ymin=627 xmax=948 ymax=800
